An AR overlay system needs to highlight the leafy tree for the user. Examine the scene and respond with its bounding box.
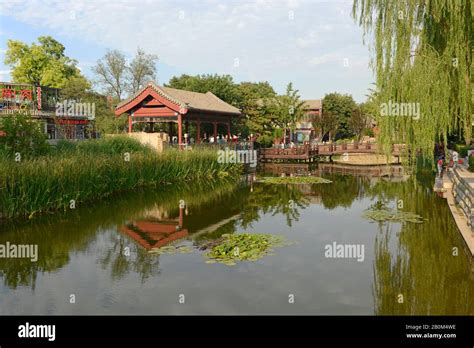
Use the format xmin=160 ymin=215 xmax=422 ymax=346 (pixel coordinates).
xmin=353 ymin=0 xmax=473 ymax=160
xmin=322 ymin=92 xmax=357 ymax=140
xmin=166 ymin=73 xmax=241 ymax=106
xmin=313 ymin=111 xmax=339 ymax=142
xmin=61 ymin=76 xmax=127 ymax=135
xmin=4 ymin=36 xmax=81 ymax=88
xmin=128 ymin=48 xmax=159 ymax=94
xmin=272 ymin=83 xmax=306 ymax=131
xmin=349 ymin=103 xmax=370 ymax=141
xmin=235 ymin=81 xmax=276 ymax=138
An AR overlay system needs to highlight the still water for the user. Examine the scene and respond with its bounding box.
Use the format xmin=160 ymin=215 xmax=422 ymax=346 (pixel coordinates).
xmin=0 ymin=164 xmax=473 ymax=315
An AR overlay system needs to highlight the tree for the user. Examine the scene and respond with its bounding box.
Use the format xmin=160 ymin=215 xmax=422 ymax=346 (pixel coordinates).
xmin=349 ymin=104 xmax=370 ymax=141
xmin=128 ymin=48 xmax=159 ymax=94
xmin=314 ymin=111 xmax=339 ymax=142
xmin=93 ymin=50 xmax=128 ymax=100
xmin=235 ymin=81 xmax=276 ymax=138
xmin=322 ymin=93 xmax=357 ymax=140
xmin=4 ymin=36 xmax=81 ymax=88
xmin=166 ymin=74 xmax=241 ymax=106
xmin=272 ymin=83 xmax=306 ymax=144
xmin=61 ymin=76 xmax=127 ymax=135
xmin=353 ymin=0 xmax=473 ymax=159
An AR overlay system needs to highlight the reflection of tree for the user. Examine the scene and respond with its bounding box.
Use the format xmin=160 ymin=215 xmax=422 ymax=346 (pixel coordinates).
xmin=311 ymin=175 xmax=370 ymax=209
xmin=98 ymin=232 xmax=160 ymax=283
xmin=372 ymin=178 xmax=474 ymax=315
xmin=239 ymin=183 xmax=310 ymax=228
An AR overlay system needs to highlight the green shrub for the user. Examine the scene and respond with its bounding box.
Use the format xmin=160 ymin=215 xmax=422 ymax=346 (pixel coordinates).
xmin=454 ymin=144 xmax=474 ymax=158
xmin=53 ymin=136 xmax=151 ymax=157
xmin=0 ymin=113 xmax=50 ymax=159
xmin=469 ymin=155 xmax=474 ymax=172
xmin=364 ymin=128 xmax=375 ymax=137
xmin=257 ymin=134 xmax=274 ymax=148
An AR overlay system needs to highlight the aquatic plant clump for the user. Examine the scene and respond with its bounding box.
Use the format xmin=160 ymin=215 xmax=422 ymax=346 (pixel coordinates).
xmin=363 ymin=209 xmax=425 ymax=224
xmin=203 ymin=233 xmax=292 ymax=266
xmin=259 ymin=176 xmax=332 ymax=185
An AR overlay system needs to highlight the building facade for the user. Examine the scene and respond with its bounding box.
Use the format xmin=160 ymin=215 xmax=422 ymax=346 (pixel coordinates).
xmin=0 ymin=82 xmax=95 ymax=142
xmin=294 ymin=99 xmax=322 ymax=143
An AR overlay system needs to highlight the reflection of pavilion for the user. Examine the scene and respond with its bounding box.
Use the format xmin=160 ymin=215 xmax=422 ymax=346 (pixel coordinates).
xmin=120 ymin=200 xmax=243 ymax=250
xmin=120 ymin=207 xmax=189 ymax=250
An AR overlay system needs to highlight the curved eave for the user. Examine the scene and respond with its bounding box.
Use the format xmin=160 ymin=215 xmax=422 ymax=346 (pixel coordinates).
xmin=115 ymin=83 xmax=187 ymax=116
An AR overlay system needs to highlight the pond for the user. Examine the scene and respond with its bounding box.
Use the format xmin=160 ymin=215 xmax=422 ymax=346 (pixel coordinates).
xmin=0 ymin=164 xmax=473 ymax=315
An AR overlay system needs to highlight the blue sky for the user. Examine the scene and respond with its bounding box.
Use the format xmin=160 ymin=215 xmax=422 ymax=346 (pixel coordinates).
xmin=0 ymin=0 xmax=374 ymax=102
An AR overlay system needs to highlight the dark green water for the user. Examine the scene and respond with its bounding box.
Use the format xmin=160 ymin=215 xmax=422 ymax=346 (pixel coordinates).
xmin=0 ymin=164 xmax=473 ymax=315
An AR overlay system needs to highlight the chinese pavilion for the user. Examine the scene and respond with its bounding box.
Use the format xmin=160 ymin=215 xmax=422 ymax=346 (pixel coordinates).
xmin=115 ymin=82 xmax=241 ymax=145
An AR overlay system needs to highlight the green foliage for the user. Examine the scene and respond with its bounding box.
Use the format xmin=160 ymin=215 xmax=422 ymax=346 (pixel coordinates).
xmin=203 ymin=233 xmax=291 ymax=266
xmin=353 ymin=0 xmax=473 ymax=161
xmin=313 ymin=110 xmax=339 ymax=141
xmin=454 ymin=144 xmax=474 ymax=158
xmin=469 ymin=155 xmax=474 ymax=172
xmin=54 ymin=136 xmax=150 ymax=156
xmin=4 ymin=36 xmax=81 ymax=87
xmin=349 ymin=103 xmax=371 ymax=141
xmin=256 ymin=134 xmax=274 ymax=148
xmin=60 ymin=76 xmax=127 ymax=134
xmin=166 ymin=74 xmax=242 ymax=106
xmin=272 ymin=83 xmax=306 ymax=130
xmin=0 ymin=144 xmax=242 ymax=219
xmin=364 ymin=128 xmax=375 ymax=137
xmin=0 ymin=113 xmax=50 ymax=159
xmin=322 ymin=92 xmax=357 ymax=139
xmin=235 ymin=81 xmax=277 ymax=137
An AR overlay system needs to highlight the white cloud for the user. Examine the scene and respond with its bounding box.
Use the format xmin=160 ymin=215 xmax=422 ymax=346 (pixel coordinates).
xmin=0 ymin=0 xmax=372 ymax=100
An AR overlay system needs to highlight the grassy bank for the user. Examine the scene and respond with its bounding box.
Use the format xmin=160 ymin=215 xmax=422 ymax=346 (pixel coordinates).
xmin=0 ymin=137 xmax=242 ymax=219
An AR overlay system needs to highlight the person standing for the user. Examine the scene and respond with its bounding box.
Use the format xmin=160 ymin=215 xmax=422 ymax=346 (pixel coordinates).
xmin=452 ymin=150 xmax=459 ymax=169
xmin=437 ymin=157 xmax=444 ymax=177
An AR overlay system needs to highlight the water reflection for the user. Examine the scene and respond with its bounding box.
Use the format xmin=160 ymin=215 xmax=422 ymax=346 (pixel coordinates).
xmin=0 ymin=163 xmax=472 ymax=314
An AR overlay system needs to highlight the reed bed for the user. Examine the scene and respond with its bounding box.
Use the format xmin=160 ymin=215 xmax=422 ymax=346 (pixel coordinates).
xmin=0 ymin=137 xmax=242 ymax=219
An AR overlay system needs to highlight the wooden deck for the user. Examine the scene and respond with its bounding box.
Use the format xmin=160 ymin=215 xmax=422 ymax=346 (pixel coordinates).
xmin=259 ymin=143 xmax=404 ymax=162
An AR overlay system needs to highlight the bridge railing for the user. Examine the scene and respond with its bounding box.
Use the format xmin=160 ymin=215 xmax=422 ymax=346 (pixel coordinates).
xmin=259 ymin=142 xmax=404 ymax=158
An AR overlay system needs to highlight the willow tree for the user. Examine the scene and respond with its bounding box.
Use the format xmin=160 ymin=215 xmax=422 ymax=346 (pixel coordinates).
xmin=353 ymin=0 xmax=473 ymax=162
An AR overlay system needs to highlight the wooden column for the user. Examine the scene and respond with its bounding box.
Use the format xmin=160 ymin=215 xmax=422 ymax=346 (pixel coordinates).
xmin=213 ymin=122 xmax=218 ymax=143
xmin=227 ymin=120 xmax=231 ymax=139
xmin=128 ymin=115 xmax=132 ymax=134
xmin=178 ymin=114 xmax=183 ymax=149
xmin=196 ymin=121 xmax=201 ymax=144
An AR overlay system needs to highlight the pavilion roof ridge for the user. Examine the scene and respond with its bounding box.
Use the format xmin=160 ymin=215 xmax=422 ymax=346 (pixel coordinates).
xmin=115 ymin=82 xmax=186 ymax=110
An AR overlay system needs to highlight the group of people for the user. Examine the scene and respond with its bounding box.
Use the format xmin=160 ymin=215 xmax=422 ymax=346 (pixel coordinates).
xmin=437 ymin=150 xmax=459 ymax=177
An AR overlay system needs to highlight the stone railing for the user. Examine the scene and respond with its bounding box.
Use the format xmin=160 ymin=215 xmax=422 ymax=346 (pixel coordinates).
xmin=449 ymin=168 xmax=474 ymax=232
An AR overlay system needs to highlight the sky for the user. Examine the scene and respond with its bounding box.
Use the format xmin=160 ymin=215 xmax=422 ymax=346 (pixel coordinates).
xmin=0 ymin=0 xmax=375 ymax=102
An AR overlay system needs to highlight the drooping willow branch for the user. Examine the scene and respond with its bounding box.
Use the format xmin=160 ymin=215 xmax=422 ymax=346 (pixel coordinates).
xmin=353 ymin=0 xmax=473 ymax=164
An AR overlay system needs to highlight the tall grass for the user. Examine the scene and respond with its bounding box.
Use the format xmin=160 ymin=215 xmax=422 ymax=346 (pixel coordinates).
xmin=0 ymin=137 xmax=242 ymax=219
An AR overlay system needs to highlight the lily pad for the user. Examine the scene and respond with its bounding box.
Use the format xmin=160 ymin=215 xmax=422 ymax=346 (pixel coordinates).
xmin=363 ymin=208 xmax=426 ymax=223
xmin=149 ymin=244 xmax=193 ymax=255
xmin=202 ymin=233 xmax=292 ymax=266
